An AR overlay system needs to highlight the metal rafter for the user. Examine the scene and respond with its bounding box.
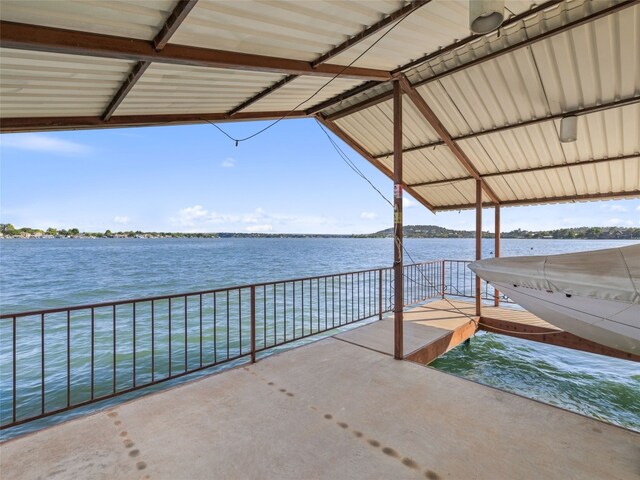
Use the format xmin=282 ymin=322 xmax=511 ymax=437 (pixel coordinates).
xmin=227 ymin=1 xmax=430 ymax=117
xmin=408 ymin=154 xmax=640 ymax=188
xmin=315 ymin=114 xmax=436 ymax=212
xmin=0 ymin=21 xmax=390 ymax=81
xmin=398 ymin=75 xmax=501 ymax=205
xmin=0 ymin=110 xmax=310 ymax=133
xmin=154 ymin=0 xmax=199 ymax=51
xmin=433 ymin=190 xmax=640 ymax=211
xmin=102 ymin=0 xmax=199 ymax=120
xmin=306 ymin=0 xmax=564 ymax=115
xmin=314 ymin=0 xmax=635 ymax=118
xmin=373 ymin=96 xmax=640 ymax=159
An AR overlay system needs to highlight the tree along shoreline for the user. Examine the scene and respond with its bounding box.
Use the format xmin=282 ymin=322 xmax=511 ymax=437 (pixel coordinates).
xmin=1 ymin=224 xmax=638 ymax=240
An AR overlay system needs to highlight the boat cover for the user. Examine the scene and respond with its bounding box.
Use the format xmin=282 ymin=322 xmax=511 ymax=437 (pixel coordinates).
xmin=469 ymin=243 xmax=640 ymax=304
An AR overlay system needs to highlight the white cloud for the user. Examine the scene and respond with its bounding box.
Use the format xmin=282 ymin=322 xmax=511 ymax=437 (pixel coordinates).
xmin=636 ymin=205 xmax=640 ymax=212
xmin=169 ymin=205 xmax=241 ymax=227
xmin=220 ymin=157 xmax=236 ymax=168
xmin=0 ymin=134 xmax=91 ymax=154
xmin=403 ymin=197 xmax=416 ymax=208
xmin=169 ymin=205 xmax=337 ymax=232
xmin=600 ymin=204 xmax=627 ymax=212
xmin=245 ymin=224 xmax=273 ymax=233
xmin=114 ymin=216 xmax=130 ymax=224
xmin=360 ymin=211 xmax=378 ymax=220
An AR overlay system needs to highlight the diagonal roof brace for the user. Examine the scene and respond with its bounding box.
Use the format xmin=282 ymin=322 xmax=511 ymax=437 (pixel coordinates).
xmin=101 ymin=0 xmax=199 ymax=120
xmin=398 ymin=75 xmax=501 ymax=205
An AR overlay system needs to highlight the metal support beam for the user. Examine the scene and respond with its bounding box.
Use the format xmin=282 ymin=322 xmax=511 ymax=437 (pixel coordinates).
xmin=407 ymin=153 xmax=640 ymax=189
xmin=376 ymin=96 xmax=640 ymax=160
xmin=393 ymin=80 xmax=404 ymax=360
xmin=475 ymin=179 xmax=482 ymax=317
xmin=154 ymin=0 xmax=199 ymax=50
xmin=102 ymin=0 xmax=198 ymax=120
xmin=0 ymin=21 xmax=391 ymax=81
xmin=0 ymin=110 xmax=310 ymax=133
xmin=101 ymin=61 xmax=151 ymax=121
xmin=228 ymin=1 xmax=428 ymax=116
xmin=494 ymin=206 xmax=500 ymax=307
xmin=432 ymin=190 xmax=640 ymax=211
xmin=398 ymin=75 xmax=501 ymax=205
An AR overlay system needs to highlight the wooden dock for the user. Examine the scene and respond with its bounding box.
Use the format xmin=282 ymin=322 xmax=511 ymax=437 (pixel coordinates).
xmin=336 ymin=299 xmax=478 ymax=364
xmin=479 ymin=303 xmax=640 ymax=363
xmin=337 ymin=298 xmax=638 ymax=364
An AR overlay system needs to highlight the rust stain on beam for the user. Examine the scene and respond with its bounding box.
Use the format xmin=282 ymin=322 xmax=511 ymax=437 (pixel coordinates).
xmin=154 ymin=0 xmax=199 ymax=50
xmin=375 ymin=96 xmax=640 ymax=159
xmin=315 ymin=114 xmax=436 ymax=212
xmin=432 ymin=190 xmax=640 ymax=211
xmin=1 ymin=110 xmax=310 ymax=133
xmin=479 ymin=316 xmax=640 ymax=363
xmin=405 ymin=320 xmax=477 ymax=365
xmin=398 ymin=75 xmax=501 ymax=205
xmin=0 ymin=21 xmax=391 ymax=81
xmin=228 ymin=1 xmax=428 ymax=117
xmin=408 ymin=154 xmax=640 ymax=189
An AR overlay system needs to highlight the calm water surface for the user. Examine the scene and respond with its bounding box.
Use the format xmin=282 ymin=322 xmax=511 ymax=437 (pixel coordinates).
xmin=1 ymin=238 xmax=639 ymax=434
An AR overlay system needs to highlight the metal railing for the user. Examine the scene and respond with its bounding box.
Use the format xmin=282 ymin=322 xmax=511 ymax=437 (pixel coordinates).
xmin=442 ymin=260 xmax=512 ymax=304
xmin=1 ymin=261 xmax=443 ymax=430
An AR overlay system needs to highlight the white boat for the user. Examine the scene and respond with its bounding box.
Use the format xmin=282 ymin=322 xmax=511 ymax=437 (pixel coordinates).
xmin=469 ymin=244 xmax=640 ymax=355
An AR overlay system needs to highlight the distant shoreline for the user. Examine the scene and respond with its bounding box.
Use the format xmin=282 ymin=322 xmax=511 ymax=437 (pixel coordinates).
xmin=2 ymin=224 xmax=639 ymax=241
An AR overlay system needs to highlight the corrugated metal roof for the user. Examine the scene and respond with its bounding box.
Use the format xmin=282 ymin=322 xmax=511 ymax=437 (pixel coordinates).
xmin=243 ymin=76 xmax=362 ymax=113
xmin=0 ymin=0 xmax=637 ymax=210
xmin=328 ymin=0 xmax=537 ymax=70
xmin=0 ymin=0 xmax=176 ymax=40
xmin=0 ymin=48 xmax=134 ymax=117
xmin=171 ymin=0 xmax=404 ymax=62
xmin=114 ymin=63 xmax=282 ymax=115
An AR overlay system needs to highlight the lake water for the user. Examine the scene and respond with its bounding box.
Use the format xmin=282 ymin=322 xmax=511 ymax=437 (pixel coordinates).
xmin=1 ymin=237 xmax=639 ymax=435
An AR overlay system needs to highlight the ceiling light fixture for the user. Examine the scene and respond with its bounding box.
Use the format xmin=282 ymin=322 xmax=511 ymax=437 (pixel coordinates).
xmin=469 ymin=0 xmax=505 ymax=34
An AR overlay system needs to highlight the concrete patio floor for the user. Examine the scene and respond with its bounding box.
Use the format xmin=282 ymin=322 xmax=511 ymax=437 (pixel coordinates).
xmin=2 ymin=322 xmax=638 ymax=480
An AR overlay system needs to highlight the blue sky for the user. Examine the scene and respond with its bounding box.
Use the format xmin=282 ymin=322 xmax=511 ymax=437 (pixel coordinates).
xmin=1 ymin=118 xmax=638 ymax=234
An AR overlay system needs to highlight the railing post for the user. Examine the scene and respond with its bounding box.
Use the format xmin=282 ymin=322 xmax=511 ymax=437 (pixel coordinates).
xmin=494 ymin=205 xmax=501 ymax=307
xmin=250 ymin=286 xmax=256 ymax=363
xmin=441 ymin=260 xmax=445 ymax=298
xmin=378 ymin=268 xmax=383 ymax=320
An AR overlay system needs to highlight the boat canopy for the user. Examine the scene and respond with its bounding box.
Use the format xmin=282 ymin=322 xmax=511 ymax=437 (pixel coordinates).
xmin=470 ymin=244 xmax=640 ymax=304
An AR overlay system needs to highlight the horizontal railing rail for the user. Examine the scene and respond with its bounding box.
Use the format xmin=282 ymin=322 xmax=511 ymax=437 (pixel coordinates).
xmin=1 ymin=261 xmax=446 ymax=430
xmin=442 ymin=260 xmax=512 ymax=304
